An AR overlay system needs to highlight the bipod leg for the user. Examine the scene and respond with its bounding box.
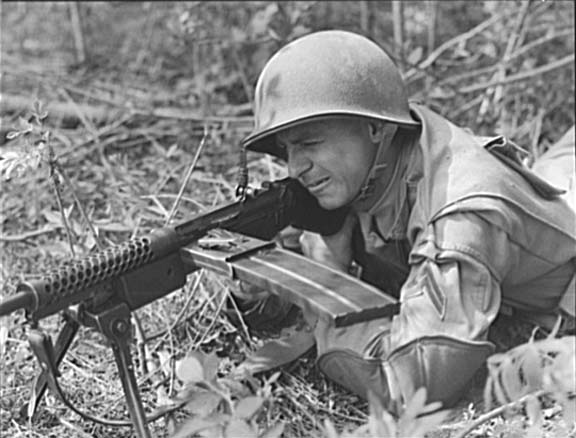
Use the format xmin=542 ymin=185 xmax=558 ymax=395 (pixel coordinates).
xmin=21 ymin=315 xmax=80 ymax=420
xmin=93 ymin=302 xmax=151 ymax=438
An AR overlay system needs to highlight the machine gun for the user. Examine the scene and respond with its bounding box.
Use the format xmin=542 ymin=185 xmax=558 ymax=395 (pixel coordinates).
xmin=0 ymin=178 xmax=399 ymax=438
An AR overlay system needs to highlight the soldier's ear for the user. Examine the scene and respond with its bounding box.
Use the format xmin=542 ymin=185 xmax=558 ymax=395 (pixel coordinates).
xmin=367 ymin=121 xmax=397 ymax=144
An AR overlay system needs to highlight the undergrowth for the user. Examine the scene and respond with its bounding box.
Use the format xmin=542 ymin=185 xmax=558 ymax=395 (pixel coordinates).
xmin=1 ymin=2 xmax=575 ymax=438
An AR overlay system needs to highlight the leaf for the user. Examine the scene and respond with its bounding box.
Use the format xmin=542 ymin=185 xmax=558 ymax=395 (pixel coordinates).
xmin=156 ymin=386 xmax=173 ymax=407
xmin=17 ymin=117 xmax=34 ymax=134
xmin=157 ymin=349 xmax=172 ymax=378
xmin=234 ymin=396 xmax=264 ymax=420
xmin=407 ymin=47 xmax=424 ymax=65
xmin=43 ymin=209 xmax=65 ymax=227
xmin=0 ymin=312 xmax=10 ymax=358
xmin=250 ymin=3 xmax=278 ymax=36
xmin=323 ymin=419 xmax=340 ymax=438
xmin=224 ymin=418 xmax=257 ymax=438
xmin=367 ymin=390 xmax=395 ymax=438
xmin=176 ymin=354 xmax=205 ymax=384
xmin=524 ymin=394 xmax=542 ymax=428
xmin=33 ymin=100 xmax=48 ymax=121
xmin=184 ymin=390 xmax=222 ymax=417
xmin=171 ymin=414 xmax=230 ymax=438
xmin=560 ymin=396 xmax=575 ymax=426
xmin=202 ymin=352 xmax=220 ymax=383
xmin=259 ymin=421 xmax=285 ymax=438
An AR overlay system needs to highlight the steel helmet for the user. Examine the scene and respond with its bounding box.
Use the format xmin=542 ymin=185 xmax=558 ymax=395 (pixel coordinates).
xmin=242 ymin=30 xmax=419 ymax=158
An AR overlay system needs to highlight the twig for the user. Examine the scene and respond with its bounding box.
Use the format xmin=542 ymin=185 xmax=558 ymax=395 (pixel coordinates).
xmin=427 ymin=0 xmax=438 ymax=57
xmin=359 ymin=1 xmax=371 ymax=38
xmin=530 ymin=109 xmax=546 ymax=163
xmin=50 ymin=169 xmax=76 ymax=257
xmin=508 ymin=28 xmax=575 ymax=63
xmin=229 ymin=44 xmax=253 ymax=106
xmin=486 ymin=0 xmax=531 ymax=106
xmin=459 ymin=54 xmax=575 ymax=94
xmin=195 ymin=282 xmax=229 ymax=347
xmin=392 ymin=1 xmax=405 ymax=67
xmin=453 ymin=390 xmax=547 ymax=438
xmin=165 ymin=126 xmax=209 ymax=225
xmin=55 ymin=164 xmax=104 ymax=250
xmin=165 ymin=271 xmax=205 ymax=336
xmin=0 ymin=226 xmax=59 ymax=242
xmin=68 ymin=2 xmax=86 ymax=64
xmin=58 ymin=417 xmax=93 ymax=438
xmin=447 ymin=94 xmax=484 ymax=120
xmin=407 ymin=11 xmax=511 ymax=76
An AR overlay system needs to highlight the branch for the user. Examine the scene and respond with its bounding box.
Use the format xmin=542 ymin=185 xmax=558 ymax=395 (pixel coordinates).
xmin=408 ymin=12 xmax=509 ymax=74
xmin=0 ymin=226 xmax=59 ymax=242
xmin=0 ymin=94 xmax=253 ymax=125
xmin=458 ymin=54 xmax=575 ymax=94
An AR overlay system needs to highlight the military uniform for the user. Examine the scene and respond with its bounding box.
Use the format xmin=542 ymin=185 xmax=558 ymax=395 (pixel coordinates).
xmin=310 ymin=104 xmax=576 ymax=411
xmin=238 ymin=30 xmax=576 ymax=414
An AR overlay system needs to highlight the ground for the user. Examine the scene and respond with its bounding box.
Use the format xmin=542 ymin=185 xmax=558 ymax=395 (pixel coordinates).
xmin=1 ymin=2 xmax=574 ymax=438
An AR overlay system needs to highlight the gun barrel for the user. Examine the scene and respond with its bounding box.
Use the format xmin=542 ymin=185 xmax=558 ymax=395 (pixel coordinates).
xmin=0 ymin=290 xmax=35 ymax=316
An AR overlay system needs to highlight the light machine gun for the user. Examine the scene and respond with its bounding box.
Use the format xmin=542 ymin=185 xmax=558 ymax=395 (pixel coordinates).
xmin=0 ymin=178 xmax=399 ymax=437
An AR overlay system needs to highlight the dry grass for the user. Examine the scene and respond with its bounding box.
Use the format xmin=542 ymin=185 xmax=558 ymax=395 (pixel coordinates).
xmin=1 ymin=2 xmax=574 ymax=438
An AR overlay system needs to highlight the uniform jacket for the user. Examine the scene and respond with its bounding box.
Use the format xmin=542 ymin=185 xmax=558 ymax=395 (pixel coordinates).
xmin=353 ymin=103 xmax=576 ymax=351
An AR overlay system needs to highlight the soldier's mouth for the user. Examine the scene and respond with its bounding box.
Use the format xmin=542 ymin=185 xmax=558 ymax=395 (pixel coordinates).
xmin=307 ymin=176 xmax=330 ymax=193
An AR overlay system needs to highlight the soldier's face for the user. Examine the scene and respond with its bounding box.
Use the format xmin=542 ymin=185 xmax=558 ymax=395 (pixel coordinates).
xmin=277 ymin=118 xmax=378 ymax=209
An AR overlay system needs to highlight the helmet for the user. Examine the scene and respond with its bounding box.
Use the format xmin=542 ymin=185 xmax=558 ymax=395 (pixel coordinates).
xmin=242 ymin=30 xmax=419 ymax=158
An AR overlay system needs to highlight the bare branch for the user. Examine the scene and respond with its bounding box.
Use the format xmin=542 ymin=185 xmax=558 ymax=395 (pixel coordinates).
xmin=459 ymin=54 xmax=575 ymax=94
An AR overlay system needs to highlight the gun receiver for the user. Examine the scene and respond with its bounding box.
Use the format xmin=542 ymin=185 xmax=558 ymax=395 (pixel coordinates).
xmin=0 ymin=179 xmax=312 ymax=320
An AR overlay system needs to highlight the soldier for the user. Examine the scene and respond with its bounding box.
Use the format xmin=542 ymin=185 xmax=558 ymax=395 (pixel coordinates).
xmin=234 ymin=30 xmax=576 ymax=413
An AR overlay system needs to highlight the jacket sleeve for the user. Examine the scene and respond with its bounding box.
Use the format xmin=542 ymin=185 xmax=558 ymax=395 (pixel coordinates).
xmin=382 ymin=211 xmax=510 ymax=409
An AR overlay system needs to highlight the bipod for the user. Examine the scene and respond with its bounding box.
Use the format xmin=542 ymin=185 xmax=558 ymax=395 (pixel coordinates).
xmin=23 ymin=302 xmax=152 ymax=438
xmin=22 ymin=314 xmax=79 ymax=419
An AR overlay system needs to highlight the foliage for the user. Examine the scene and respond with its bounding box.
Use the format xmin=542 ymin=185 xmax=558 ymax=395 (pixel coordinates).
xmin=165 ymin=350 xmax=284 ymax=438
xmin=1 ymin=101 xmax=50 ymax=181
xmin=484 ymin=331 xmax=576 ymax=431
xmin=0 ymin=2 xmax=574 ymax=438
xmin=324 ymin=388 xmax=449 ymax=438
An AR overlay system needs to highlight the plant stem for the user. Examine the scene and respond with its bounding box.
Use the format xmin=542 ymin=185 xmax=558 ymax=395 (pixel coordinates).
xmin=165 ymin=127 xmax=208 ymax=225
xmin=51 ymin=169 xmax=76 ymax=257
xmin=55 ymin=164 xmax=103 ymax=250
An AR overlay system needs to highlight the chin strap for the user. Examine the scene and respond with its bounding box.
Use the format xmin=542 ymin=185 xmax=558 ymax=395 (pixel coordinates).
xmin=354 ymin=124 xmax=399 ymax=204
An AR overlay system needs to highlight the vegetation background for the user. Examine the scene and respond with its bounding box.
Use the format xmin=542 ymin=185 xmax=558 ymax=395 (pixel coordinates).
xmin=0 ymin=1 xmax=574 ymax=437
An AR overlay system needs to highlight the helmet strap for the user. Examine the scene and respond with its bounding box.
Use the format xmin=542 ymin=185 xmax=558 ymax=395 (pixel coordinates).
xmin=355 ymin=123 xmax=399 ymax=206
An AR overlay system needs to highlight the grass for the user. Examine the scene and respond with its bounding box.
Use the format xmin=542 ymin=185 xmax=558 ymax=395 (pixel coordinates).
xmin=1 ymin=2 xmax=575 ymax=437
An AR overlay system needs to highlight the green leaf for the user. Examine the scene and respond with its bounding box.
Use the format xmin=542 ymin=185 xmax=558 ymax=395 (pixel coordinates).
xmin=234 ymin=396 xmax=264 ymax=420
